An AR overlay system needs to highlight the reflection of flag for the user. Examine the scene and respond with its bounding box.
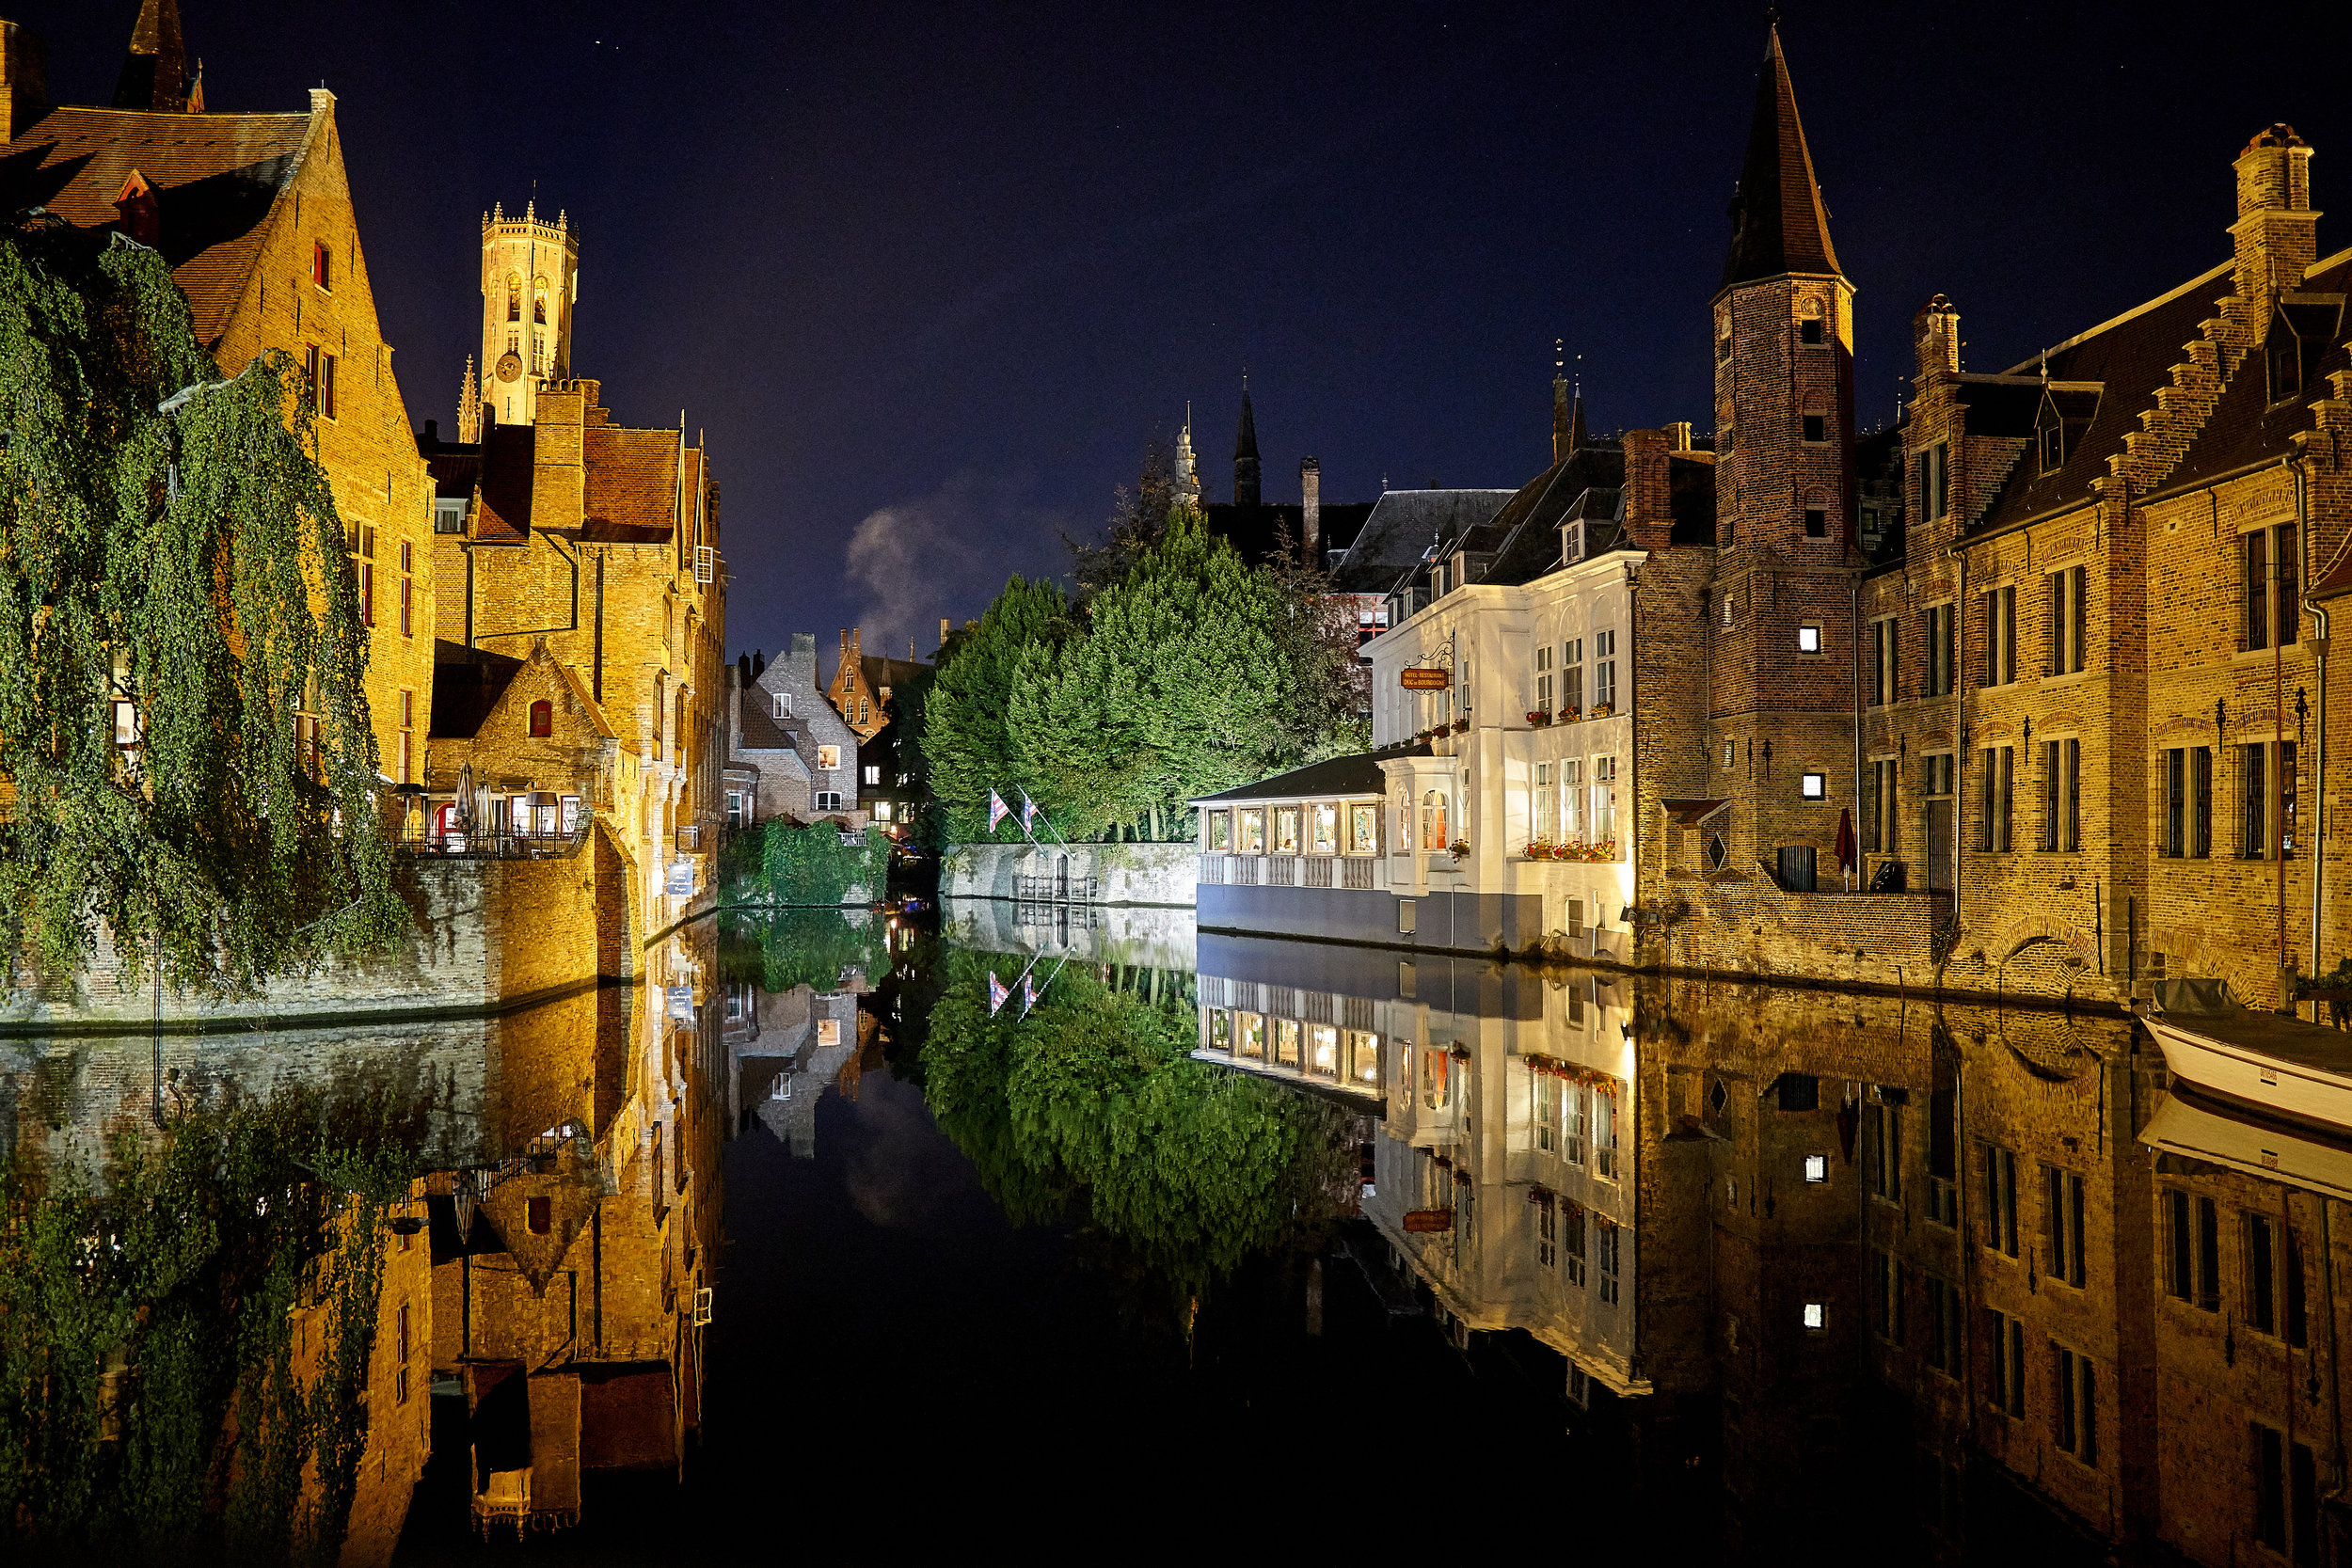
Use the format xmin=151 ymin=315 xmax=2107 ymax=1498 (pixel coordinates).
xmin=988 ymin=971 xmax=1009 ymax=1015
xmin=1021 ymin=791 xmax=1041 ymax=833
xmin=988 ymin=790 xmax=1010 ymax=831
xmin=1023 ymin=972 xmax=1036 ymax=1014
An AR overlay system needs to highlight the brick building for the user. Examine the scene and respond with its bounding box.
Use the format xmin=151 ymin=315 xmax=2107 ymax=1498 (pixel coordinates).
xmin=822 ymin=626 xmax=927 ymax=744
xmin=723 ymin=634 xmax=866 ymax=829
xmin=0 ymin=1 xmax=439 ymax=794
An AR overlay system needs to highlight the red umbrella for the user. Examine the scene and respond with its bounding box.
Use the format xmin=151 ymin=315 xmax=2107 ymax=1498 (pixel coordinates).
xmin=1836 ymin=808 xmax=1857 ymax=876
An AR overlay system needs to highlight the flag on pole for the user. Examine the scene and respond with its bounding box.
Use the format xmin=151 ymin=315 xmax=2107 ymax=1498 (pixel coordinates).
xmin=988 ymin=971 xmax=1010 ymax=1015
xmin=1022 ymin=971 xmax=1036 ymax=1015
xmin=1021 ymin=791 xmax=1041 ymax=834
xmin=988 ymin=789 xmax=1010 ymax=832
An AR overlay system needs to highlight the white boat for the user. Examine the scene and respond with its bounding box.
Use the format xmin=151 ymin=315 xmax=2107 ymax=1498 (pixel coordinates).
xmin=2142 ymin=978 xmax=2352 ymax=1132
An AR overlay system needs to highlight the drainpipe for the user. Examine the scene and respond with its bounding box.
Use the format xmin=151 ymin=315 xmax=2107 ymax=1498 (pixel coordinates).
xmin=1851 ymin=574 xmax=1863 ymax=892
xmin=1954 ymin=553 xmax=1968 ymax=917
xmin=2301 ymin=460 xmax=2325 ymax=1005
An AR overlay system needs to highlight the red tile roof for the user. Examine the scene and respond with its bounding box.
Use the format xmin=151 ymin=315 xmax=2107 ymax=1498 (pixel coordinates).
xmin=581 ymin=425 xmax=681 ymax=543
xmin=0 ymin=103 xmax=313 ymax=348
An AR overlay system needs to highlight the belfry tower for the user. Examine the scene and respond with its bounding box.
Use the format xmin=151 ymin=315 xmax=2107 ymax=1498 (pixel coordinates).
xmin=1708 ymin=24 xmax=1860 ymax=882
xmin=463 ymin=199 xmax=580 ymax=439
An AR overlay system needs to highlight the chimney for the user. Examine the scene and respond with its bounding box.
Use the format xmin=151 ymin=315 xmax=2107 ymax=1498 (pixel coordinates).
xmin=1621 ymin=429 xmax=1675 ymax=550
xmin=1664 ymin=421 xmax=1692 ymax=451
xmin=1913 ymin=294 xmax=1960 ymax=390
xmin=0 ymin=21 xmax=47 ymax=144
xmin=2232 ymin=124 xmax=2317 ymax=350
xmin=1300 ymin=456 xmax=1321 ymax=562
xmin=939 ymin=617 xmax=951 ymax=650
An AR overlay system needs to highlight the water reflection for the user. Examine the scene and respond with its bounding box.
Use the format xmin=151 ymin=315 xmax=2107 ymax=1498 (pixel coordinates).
xmin=10 ymin=902 xmax=2352 ymax=1560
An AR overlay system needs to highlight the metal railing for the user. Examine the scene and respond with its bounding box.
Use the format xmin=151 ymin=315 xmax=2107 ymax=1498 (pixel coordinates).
xmin=396 ymin=818 xmax=593 ymax=861
xmin=1014 ymin=874 xmax=1097 ymax=903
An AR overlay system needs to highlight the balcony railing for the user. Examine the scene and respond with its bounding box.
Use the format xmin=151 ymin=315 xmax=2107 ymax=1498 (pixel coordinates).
xmin=396 ymin=818 xmax=593 ymax=861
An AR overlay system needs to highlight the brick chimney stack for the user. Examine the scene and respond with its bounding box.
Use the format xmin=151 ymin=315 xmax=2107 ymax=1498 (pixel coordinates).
xmin=939 ymin=617 xmax=950 ymax=651
xmin=1300 ymin=456 xmax=1321 ymax=562
xmin=0 ymin=21 xmax=48 ymax=145
xmin=2231 ymin=124 xmax=2318 ymax=352
xmin=1914 ymin=293 xmax=1960 ymax=391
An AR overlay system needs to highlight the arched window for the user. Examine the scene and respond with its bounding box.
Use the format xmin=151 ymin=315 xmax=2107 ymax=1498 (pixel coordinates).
xmin=1422 ymin=789 xmax=1449 ymax=849
xmin=533 ymin=277 xmax=548 ymax=326
xmin=1803 ymin=485 xmax=1831 ymax=539
xmin=529 ymin=699 xmax=552 ymax=737
xmin=506 ymin=275 xmax=521 ymax=323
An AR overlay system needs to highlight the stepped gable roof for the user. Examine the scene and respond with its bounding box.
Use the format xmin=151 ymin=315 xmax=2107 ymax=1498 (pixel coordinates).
xmin=581 ymin=426 xmax=685 ymax=544
xmin=2166 ymin=248 xmax=2352 ymax=498
xmin=1191 ymin=741 xmax=1435 ymax=805
xmin=1329 ymin=490 xmax=1515 ymax=594
xmin=0 ymin=104 xmax=315 ymax=348
xmin=1970 ymin=260 xmax=2236 ymax=537
xmin=1722 ymin=28 xmax=1840 ymax=290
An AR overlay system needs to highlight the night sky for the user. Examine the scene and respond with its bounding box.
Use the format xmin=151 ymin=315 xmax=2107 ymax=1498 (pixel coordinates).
xmin=19 ymin=1 xmax=2348 ymax=668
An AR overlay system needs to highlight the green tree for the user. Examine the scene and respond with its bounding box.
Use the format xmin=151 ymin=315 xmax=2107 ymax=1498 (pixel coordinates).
xmin=920 ymin=575 xmax=1070 ymax=840
xmin=0 ymin=217 xmax=396 ymax=996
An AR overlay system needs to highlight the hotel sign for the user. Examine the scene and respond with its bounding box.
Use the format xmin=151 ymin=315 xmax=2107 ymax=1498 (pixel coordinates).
xmin=1402 ymin=1208 xmax=1455 ymax=1232
xmin=1399 ymin=668 xmax=1452 ymax=690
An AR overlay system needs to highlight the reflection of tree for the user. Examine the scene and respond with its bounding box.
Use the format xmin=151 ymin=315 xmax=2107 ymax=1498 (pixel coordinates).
xmin=0 ymin=1089 xmax=419 ymax=1563
xmin=719 ymin=908 xmax=889 ymax=996
xmin=921 ymin=954 xmax=1358 ymax=1296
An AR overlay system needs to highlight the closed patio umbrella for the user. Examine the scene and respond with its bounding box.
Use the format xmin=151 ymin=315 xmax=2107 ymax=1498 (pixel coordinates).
xmin=1836 ymin=807 xmax=1857 ymax=890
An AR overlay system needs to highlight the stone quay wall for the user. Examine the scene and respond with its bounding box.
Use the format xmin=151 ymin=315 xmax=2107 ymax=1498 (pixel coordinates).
xmin=942 ymin=841 xmax=1199 ymax=906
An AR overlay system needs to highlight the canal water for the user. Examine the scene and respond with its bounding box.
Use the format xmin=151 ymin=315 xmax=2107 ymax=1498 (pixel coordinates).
xmin=3 ymin=902 xmax=2329 ymax=1561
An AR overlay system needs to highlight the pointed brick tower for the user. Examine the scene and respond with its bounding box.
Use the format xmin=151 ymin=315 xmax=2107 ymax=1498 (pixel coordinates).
xmin=1708 ymin=24 xmax=1859 ymax=888
xmin=112 ymin=0 xmax=188 ymax=113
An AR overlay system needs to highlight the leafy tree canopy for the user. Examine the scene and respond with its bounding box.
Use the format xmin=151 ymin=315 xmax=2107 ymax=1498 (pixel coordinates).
xmin=0 ymin=218 xmax=395 ymax=996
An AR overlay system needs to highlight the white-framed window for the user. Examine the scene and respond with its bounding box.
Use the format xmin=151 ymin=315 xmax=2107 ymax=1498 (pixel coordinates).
xmin=726 ymin=790 xmax=745 ymax=829
xmin=1798 ymin=623 xmax=1822 ymax=655
xmin=772 ymin=692 xmax=790 ymax=720
xmin=1801 ymin=772 xmax=1826 ymax=800
xmin=1534 ymin=762 xmax=1554 ymax=841
xmin=1590 ymin=756 xmax=1616 ymax=846
xmin=1804 ymin=1153 xmax=1827 ymax=1182
xmin=815 ymin=790 xmax=843 ymax=810
xmin=818 ymin=745 xmax=841 ymax=771
xmin=863 ymin=764 xmax=881 ymax=785
xmin=1803 ymin=1302 xmax=1826 ymax=1331
xmin=1592 ymin=630 xmax=1616 ymax=710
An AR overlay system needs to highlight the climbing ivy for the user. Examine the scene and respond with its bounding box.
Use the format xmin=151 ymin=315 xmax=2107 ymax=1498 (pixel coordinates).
xmin=0 ymin=214 xmax=399 ymax=997
xmin=0 ymin=1089 xmax=419 ymax=1564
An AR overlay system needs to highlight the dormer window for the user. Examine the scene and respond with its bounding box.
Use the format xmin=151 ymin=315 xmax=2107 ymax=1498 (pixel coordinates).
xmin=2039 ymin=406 xmax=2065 ymax=473
xmin=772 ymin=693 xmax=790 ymax=720
xmin=2268 ymin=295 xmax=2344 ymax=404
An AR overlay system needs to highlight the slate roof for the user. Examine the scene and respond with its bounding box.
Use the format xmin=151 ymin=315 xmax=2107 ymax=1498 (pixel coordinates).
xmin=1201 ymin=500 xmax=1377 ymax=569
xmin=736 ymin=693 xmax=803 ymax=753
xmin=1722 ymin=28 xmax=1840 ymax=289
xmin=1191 ymin=741 xmax=1434 ymax=805
xmin=471 ymin=425 xmax=535 ymax=543
xmin=2164 ymin=249 xmax=2352 ymax=498
xmin=1328 ymin=490 xmax=1516 ymax=594
xmin=0 ymin=103 xmax=314 ymax=349
xmin=858 ymin=654 xmax=929 ymax=699
xmin=1436 ymin=441 xmax=1629 ymax=590
xmin=1970 ymin=261 xmax=2235 ymax=536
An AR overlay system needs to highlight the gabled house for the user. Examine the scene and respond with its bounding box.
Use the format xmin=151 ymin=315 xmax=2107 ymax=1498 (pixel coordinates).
xmin=723 ymin=634 xmax=864 ymax=830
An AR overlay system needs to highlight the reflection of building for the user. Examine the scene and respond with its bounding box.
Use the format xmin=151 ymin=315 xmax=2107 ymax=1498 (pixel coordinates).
xmin=724 ymin=982 xmax=868 ymax=1159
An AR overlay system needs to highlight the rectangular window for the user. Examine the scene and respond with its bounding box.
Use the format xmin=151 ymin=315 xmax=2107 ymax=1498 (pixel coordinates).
xmin=817 ymin=745 xmax=841 ymax=772
xmin=725 ymin=791 xmax=744 ymax=830
xmin=1871 ymin=1248 xmax=1904 ymax=1343
xmin=2040 ymin=736 xmax=2079 ymax=852
xmin=773 ymin=693 xmax=791 ymax=719
xmin=1801 ymin=771 xmax=1825 ymax=800
xmin=2164 ymin=748 xmax=2187 ymax=857
xmin=1535 ymin=1195 xmax=1556 ymax=1267
xmin=1979 ymin=1141 xmax=2019 ymax=1257
xmin=2243 ymin=742 xmax=2267 ymax=860
xmin=1563 ymin=1202 xmax=1586 ymax=1287
xmin=1864 ymin=757 xmax=1898 ymax=855
xmin=2042 ymin=1164 xmax=2087 ymax=1287
xmin=2247 ymin=531 xmax=2272 ymax=651
xmin=1349 ymin=804 xmax=1377 ymax=855
xmin=312 ymin=240 xmax=332 ymax=290
xmin=864 ymin=765 xmax=881 ymax=785
xmin=2046 ymin=564 xmax=2088 ymax=674
xmin=1595 ymin=1218 xmax=1620 ymax=1306
xmin=1926 ymin=1276 xmax=1963 ymax=1376
xmin=1804 ymin=413 xmax=1827 ymax=443
xmin=2253 ymin=1422 xmax=2320 ymax=1562
xmin=1534 ymin=643 xmax=1552 ymax=715
xmin=1311 ymin=802 xmax=1336 ymax=854
xmin=1986 ymin=1308 xmax=2026 ymax=1417
xmin=320 ymin=351 xmax=336 ymax=420
xmin=1275 ymin=806 xmax=1301 ymax=854
xmin=1866 ymin=1101 xmax=1901 ymax=1201
xmin=1921 ymin=602 xmax=1955 ymax=697
xmin=1798 ymin=623 xmax=1822 ymax=655
xmin=2168 ymin=1190 xmax=2223 ymax=1310
xmin=2053 ymin=1342 xmax=2096 ymax=1465
xmin=1594 ymin=1085 xmax=1619 ymax=1179
xmin=1207 ymin=811 xmax=1231 ymax=851
xmin=1534 ymin=1073 xmax=1558 ymax=1154
xmin=1592 ymin=630 xmax=1616 ymax=711
xmin=2248 ymin=1211 xmax=2279 ymax=1336
xmin=2278 ymin=523 xmax=2301 ymax=646
xmin=1591 ymin=757 xmax=1616 ymax=846
xmin=1923 ymin=441 xmax=1950 ymax=521
xmin=1978 ymin=746 xmax=2012 ymax=852
xmin=1868 ymin=616 xmax=1897 ymax=706
xmin=1565 ymin=1084 xmax=1587 ymax=1166
xmin=1980 ymin=585 xmax=2017 ymax=685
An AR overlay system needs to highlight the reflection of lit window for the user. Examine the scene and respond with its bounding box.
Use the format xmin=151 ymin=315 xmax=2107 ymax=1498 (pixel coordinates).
xmin=817 ymin=1018 xmax=842 ymax=1047
xmin=1209 ymin=1010 xmax=1232 ymax=1052
xmin=1803 ymin=1302 xmax=1826 ymax=1330
xmin=874 ymin=801 xmax=893 ymax=821
xmin=1236 ymin=1013 xmax=1264 ymax=1059
xmin=1804 ymin=1153 xmax=1828 ymax=1182
xmin=1422 ymin=1048 xmax=1450 ymax=1109
xmin=1276 ymin=1018 xmax=1301 ymax=1068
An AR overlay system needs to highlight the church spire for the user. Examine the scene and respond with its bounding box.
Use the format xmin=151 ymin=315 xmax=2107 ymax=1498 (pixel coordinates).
xmin=457 ymin=356 xmax=480 ymax=444
xmin=1173 ymin=403 xmax=1200 ymax=511
xmin=1233 ymin=373 xmax=1261 ymax=508
xmin=1551 ymin=343 xmax=1589 ymax=463
xmin=112 ymin=0 xmax=190 ymax=114
xmin=1721 ymin=24 xmax=1840 ymax=290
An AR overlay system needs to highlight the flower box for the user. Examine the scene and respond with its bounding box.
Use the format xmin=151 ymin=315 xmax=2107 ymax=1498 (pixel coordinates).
xmin=1559 ymin=706 xmax=1582 ymax=721
xmin=1451 ymin=719 xmax=1470 ymax=733
xmin=1523 ymin=839 xmax=1556 ymax=861
xmin=1447 ymin=838 xmax=1471 ymax=860
xmin=1588 ymin=703 xmax=1614 ymax=720
xmin=1527 ymin=709 xmax=1551 ymax=726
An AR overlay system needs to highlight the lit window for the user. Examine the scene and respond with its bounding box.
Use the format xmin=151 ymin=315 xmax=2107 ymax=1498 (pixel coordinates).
xmin=312 ymin=241 xmax=332 ymax=291
xmin=1798 ymin=625 xmax=1822 ymax=654
xmin=1803 ymin=1302 xmax=1826 ymax=1331
xmin=1802 ymin=773 xmax=1826 ymax=800
xmin=817 ymin=745 xmax=841 ymax=771
xmin=772 ymin=693 xmax=790 ymax=720
xmin=1804 ymin=1154 xmax=1827 ymax=1182
xmin=529 ymin=699 xmax=552 ymax=738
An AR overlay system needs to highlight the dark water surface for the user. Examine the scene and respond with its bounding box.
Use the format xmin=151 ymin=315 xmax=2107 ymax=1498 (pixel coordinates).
xmin=11 ymin=906 xmax=2327 ymax=1562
